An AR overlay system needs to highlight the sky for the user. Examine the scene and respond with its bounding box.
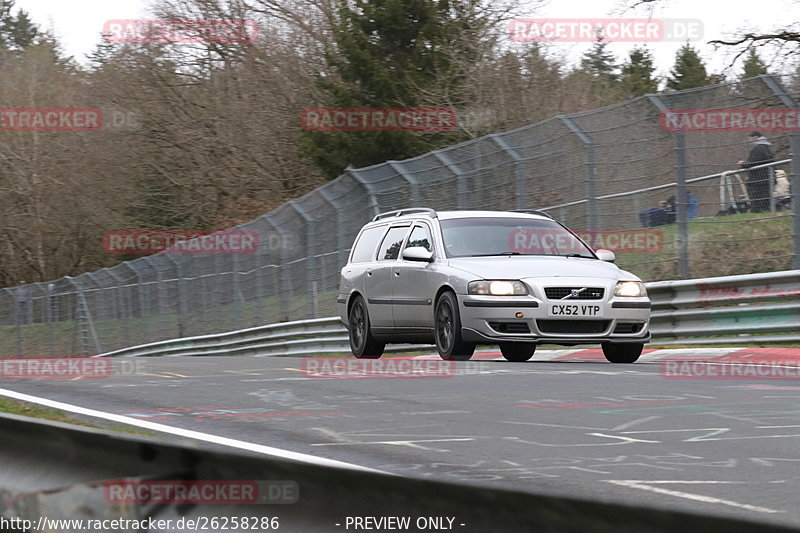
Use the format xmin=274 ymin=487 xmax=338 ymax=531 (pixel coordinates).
xmin=13 ymin=0 xmax=798 ymax=79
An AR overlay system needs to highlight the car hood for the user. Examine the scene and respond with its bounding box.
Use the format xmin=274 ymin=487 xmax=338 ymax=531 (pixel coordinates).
xmin=447 ymin=256 xmax=638 ymax=280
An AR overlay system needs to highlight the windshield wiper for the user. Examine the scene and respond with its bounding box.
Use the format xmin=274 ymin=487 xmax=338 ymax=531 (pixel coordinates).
xmin=469 ymin=252 xmax=524 ymax=257
xmin=562 ymin=253 xmax=594 ymax=259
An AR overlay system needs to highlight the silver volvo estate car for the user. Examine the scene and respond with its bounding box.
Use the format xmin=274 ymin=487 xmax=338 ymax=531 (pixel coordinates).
xmin=337 ymin=208 xmax=651 ymax=363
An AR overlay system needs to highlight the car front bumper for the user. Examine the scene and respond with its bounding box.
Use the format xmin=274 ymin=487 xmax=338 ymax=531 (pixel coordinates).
xmin=458 ymin=289 xmax=651 ymax=345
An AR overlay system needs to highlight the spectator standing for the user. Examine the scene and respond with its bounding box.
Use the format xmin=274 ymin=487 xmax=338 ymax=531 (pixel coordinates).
xmin=738 ymin=131 xmax=775 ymax=213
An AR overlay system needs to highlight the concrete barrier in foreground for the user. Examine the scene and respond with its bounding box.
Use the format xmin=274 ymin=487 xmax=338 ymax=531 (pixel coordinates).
xmin=0 ymin=412 xmax=797 ymax=533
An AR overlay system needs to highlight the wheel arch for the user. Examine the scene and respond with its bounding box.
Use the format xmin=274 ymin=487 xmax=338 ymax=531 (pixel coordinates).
xmin=434 ymin=284 xmax=457 ymax=307
xmin=346 ymin=291 xmax=365 ymax=316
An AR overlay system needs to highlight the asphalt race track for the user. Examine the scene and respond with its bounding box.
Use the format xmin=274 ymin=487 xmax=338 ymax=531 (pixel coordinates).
xmin=3 ymin=348 xmax=800 ymax=528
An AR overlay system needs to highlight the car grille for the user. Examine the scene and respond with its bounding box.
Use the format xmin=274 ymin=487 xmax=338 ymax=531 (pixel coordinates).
xmin=545 ymin=287 xmax=604 ymax=300
xmin=613 ymin=322 xmax=645 ymax=334
xmin=537 ymin=320 xmax=610 ymax=334
xmin=488 ymin=321 xmax=531 ymax=334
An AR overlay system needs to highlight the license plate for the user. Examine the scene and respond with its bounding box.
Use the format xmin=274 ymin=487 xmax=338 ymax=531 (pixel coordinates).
xmin=548 ymin=303 xmax=601 ymax=317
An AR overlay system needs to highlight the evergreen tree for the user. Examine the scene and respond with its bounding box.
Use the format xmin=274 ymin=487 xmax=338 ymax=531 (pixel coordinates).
xmin=667 ymin=43 xmax=710 ymax=90
xmin=619 ymin=46 xmax=658 ymax=97
xmin=741 ymin=48 xmax=768 ymax=79
xmin=301 ymin=0 xmax=488 ymax=179
xmin=0 ymin=1 xmax=39 ymax=50
xmin=580 ymin=29 xmax=618 ymax=83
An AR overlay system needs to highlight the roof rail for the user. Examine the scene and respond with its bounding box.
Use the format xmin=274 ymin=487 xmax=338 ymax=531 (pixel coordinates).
xmin=512 ymin=209 xmax=554 ymax=219
xmin=372 ymin=208 xmax=438 ymax=221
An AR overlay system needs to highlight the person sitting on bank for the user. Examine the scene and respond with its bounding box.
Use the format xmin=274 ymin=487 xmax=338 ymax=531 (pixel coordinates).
xmin=639 ymin=198 xmax=675 ymax=227
xmin=774 ymin=169 xmax=791 ymax=210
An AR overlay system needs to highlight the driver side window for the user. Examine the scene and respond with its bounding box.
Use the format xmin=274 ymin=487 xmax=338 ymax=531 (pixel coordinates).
xmin=404 ymin=224 xmax=432 ymax=253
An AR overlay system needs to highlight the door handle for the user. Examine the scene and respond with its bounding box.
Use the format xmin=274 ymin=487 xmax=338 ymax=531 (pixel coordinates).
xmin=394 ymin=272 xmax=400 ymax=277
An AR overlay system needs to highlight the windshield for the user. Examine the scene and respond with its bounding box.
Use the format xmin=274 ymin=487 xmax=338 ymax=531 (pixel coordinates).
xmin=440 ymin=217 xmax=595 ymax=258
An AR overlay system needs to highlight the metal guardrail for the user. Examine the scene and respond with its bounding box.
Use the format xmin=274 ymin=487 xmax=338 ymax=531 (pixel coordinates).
xmin=99 ymin=270 xmax=800 ymax=358
xmin=648 ymin=270 xmax=800 ymax=345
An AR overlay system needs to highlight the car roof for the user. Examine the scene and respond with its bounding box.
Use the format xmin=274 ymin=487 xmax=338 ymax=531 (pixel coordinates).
xmin=437 ymin=210 xmax=552 ymax=221
xmin=368 ymin=210 xmax=554 ymax=225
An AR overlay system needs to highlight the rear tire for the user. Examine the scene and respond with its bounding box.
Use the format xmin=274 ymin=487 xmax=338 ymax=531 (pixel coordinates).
xmin=348 ymin=296 xmax=385 ymax=359
xmin=435 ymin=292 xmax=475 ymax=361
xmin=500 ymin=343 xmax=535 ymax=362
xmin=602 ymin=343 xmax=643 ymax=363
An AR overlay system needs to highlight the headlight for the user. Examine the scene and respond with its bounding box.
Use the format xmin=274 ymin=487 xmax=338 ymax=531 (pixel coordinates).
xmin=468 ymin=280 xmax=528 ymax=296
xmin=614 ymin=281 xmax=647 ymax=297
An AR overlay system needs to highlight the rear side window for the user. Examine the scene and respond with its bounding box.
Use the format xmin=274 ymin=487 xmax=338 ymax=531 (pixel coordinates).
xmin=377 ymin=226 xmax=410 ymax=261
xmin=350 ymin=226 xmax=385 ymax=263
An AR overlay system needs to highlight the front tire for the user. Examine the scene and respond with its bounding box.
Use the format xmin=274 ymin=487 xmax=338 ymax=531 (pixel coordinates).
xmin=348 ymin=296 xmax=385 ymax=359
xmin=500 ymin=343 xmax=535 ymax=362
xmin=435 ymin=292 xmax=475 ymax=361
xmin=602 ymin=343 xmax=643 ymax=363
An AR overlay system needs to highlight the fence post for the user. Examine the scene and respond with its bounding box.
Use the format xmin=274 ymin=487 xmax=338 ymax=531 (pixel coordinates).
xmin=489 ymin=134 xmax=528 ymax=210
xmin=262 ymin=214 xmax=293 ymax=321
xmin=760 ymin=74 xmax=800 ymax=269
xmin=388 ymin=161 xmax=422 ymax=206
xmin=648 ymin=95 xmax=689 ymax=278
xmin=558 ymin=116 xmax=598 ymax=230
xmin=106 ymin=267 xmax=132 ymax=350
xmin=348 ymin=168 xmax=381 ymax=217
xmin=67 ymin=277 xmax=102 ymax=355
xmin=162 ymin=256 xmax=187 ymax=338
xmin=433 ymin=151 xmax=467 ymax=208
xmin=290 ymin=201 xmax=317 ymax=319
xmin=318 ymin=185 xmax=351 ymax=275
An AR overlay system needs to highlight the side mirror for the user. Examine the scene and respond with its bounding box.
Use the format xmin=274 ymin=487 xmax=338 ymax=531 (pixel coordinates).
xmin=402 ymin=247 xmax=434 ymax=262
xmin=595 ymin=249 xmax=616 ymax=263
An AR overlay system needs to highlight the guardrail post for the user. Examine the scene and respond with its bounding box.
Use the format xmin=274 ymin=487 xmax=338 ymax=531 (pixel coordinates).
xmin=433 ymin=150 xmax=467 ymax=208
xmin=760 ymin=74 xmax=800 ymax=269
xmin=489 ymin=134 xmax=528 ymax=210
xmin=558 ymin=116 xmax=598 ymax=230
xmin=648 ymin=94 xmax=689 ymax=278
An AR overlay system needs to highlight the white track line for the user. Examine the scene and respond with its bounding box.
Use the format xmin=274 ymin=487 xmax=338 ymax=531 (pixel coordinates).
xmin=0 ymin=387 xmax=388 ymax=475
xmin=606 ymin=480 xmax=782 ymax=514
